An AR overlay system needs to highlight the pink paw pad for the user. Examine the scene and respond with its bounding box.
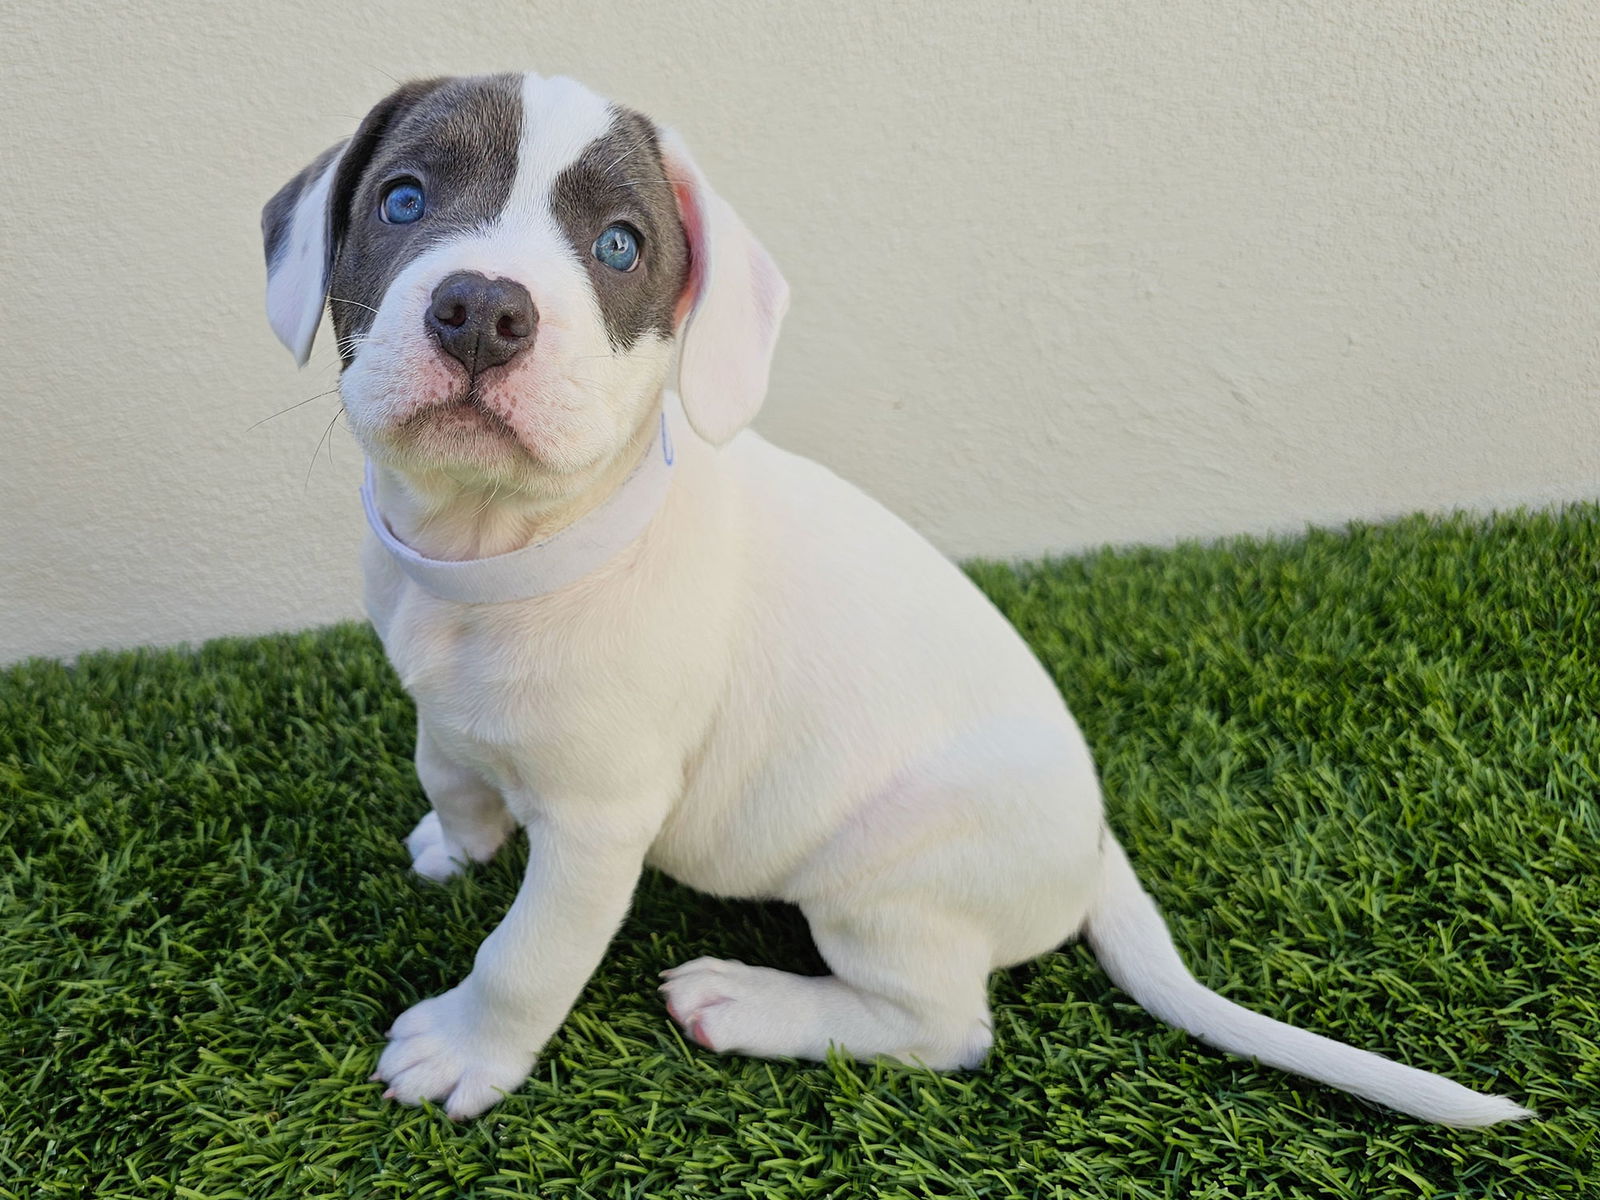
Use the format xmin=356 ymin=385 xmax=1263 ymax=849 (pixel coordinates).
xmin=685 ymin=1008 xmax=726 ymax=1051
xmin=664 ymin=991 xmax=731 ymax=1051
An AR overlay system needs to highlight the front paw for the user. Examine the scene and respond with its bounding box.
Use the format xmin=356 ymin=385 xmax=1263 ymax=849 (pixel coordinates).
xmin=372 ymin=986 xmax=537 ymax=1120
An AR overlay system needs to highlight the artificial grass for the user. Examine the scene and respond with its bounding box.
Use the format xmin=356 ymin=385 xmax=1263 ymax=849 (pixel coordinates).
xmin=3 ymin=507 xmax=1597 ymax=1199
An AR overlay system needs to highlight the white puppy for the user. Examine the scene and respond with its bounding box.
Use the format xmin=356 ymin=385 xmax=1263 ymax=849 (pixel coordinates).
xmin=261 ymin=72 xmax=1530 ymax=1125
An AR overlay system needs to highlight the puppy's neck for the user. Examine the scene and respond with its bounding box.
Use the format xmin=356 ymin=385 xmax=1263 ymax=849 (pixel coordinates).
xmin=371 ymin=401 xmax=667 ymax=564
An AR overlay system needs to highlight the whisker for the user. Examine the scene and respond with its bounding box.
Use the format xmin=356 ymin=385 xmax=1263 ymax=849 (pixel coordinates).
xmin=335 ymin=330 xmax=378 ymax=356
xmin=469 ymin=479 xmax=504 ymax=522
xmin=327 ymin=295 xmax=382 ymax=315
xmin=305 ymin=409 xmax=346 ymax=489
xmin=602 ymin=133 xmax=659 ymax=174
xmin=246 ymin=388 xmax=341 ymax=432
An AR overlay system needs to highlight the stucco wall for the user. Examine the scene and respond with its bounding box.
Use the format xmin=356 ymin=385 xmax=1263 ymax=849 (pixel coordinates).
xmin=2 ymin=1 xmax=1595 ymax=662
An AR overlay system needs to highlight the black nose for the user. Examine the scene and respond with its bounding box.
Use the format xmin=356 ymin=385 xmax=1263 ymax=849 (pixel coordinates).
xmin=425 ymin=272 xmax=536 ymax=374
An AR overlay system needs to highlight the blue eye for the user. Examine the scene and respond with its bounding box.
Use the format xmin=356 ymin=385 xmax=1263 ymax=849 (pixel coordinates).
xmin=592 ymin=224 xmax=641 ymax=271
xmin=381 ymin=181 xmax=425 ymax=224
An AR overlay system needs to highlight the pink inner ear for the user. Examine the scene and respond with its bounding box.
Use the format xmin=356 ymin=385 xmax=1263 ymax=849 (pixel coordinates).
xmin=672 ymin=176 xmax=706 ymax=329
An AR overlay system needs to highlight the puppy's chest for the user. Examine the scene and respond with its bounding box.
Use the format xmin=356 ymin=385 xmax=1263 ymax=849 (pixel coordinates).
xmin=377 ymin=580 xmax=689 ymax=796
xmin=383 ymin=596 xmax=598 ymax=762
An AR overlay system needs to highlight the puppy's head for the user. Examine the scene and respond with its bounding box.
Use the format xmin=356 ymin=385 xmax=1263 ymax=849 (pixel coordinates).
xmin=262 ymin=73 xmax=788 ymax=495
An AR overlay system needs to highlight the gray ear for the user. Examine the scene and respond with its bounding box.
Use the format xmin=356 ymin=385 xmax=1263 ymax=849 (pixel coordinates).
xmin=260 ymin=80 xmax=446 ymax=364
xmin=262 ymin=141 xmax=346 ymax=364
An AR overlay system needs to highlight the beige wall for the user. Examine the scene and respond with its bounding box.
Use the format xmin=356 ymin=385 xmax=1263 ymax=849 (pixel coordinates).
xmin=2 ymin=0 xmax=1595 ymax=663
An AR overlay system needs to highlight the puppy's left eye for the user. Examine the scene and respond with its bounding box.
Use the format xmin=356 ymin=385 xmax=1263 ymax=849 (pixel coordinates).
xmin=592 ymin=224 xmax=641 ymax=272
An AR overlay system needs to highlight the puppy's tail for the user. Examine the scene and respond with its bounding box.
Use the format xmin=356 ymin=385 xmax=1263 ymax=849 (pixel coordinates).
xmin=1082 ymin=836 xmax=1533 ymax=1127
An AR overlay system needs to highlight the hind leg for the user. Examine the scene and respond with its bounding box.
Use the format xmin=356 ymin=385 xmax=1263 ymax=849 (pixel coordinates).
xmin=660 ymin=902 xmax=995 ymax=1069
xmin=660 ymin=720 xmax=1100 ymax=1066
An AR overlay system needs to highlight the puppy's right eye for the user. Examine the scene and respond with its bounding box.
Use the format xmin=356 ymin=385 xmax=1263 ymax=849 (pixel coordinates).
xmin=380 ymin=180 xmax=426 ymax=224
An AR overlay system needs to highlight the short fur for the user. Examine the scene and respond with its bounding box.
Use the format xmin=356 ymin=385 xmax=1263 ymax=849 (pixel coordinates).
xmin=261 ymin=71 xmax=1532 ymax=1126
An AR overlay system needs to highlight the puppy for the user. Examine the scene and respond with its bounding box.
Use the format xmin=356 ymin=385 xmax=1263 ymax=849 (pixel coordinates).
xmin=261 ymin=72 xmax=1530 ymax=1125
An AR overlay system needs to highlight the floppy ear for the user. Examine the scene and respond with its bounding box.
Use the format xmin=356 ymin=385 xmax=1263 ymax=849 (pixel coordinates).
xmin=658 ymin=129 xmax=790 ymax=446
xmin=261 ymin=80 xmax=444 ymax=364
xmin=262 ymin=141 xmax=346 ymax=364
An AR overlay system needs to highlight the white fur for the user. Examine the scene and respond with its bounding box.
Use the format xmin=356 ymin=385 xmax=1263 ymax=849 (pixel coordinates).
xmin=271 ymin=72 xmax=1531 ymax=1126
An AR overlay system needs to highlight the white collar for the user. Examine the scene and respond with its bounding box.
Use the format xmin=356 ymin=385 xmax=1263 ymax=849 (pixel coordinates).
xmin=361 ymin=394 xmax=682 ymax=604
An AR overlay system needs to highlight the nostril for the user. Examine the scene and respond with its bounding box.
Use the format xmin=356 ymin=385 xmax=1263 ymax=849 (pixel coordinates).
xmin=436 ymin=302 xmax=468 ymax=329
xmin=495 ymin=312 xmax=529 ymax=340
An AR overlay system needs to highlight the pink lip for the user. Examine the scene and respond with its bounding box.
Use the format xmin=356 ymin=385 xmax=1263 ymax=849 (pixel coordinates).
xmin=383 ymin=351 xmax=565 ymax=463
xmin=394 ymin=389 xmax=519 ymax=447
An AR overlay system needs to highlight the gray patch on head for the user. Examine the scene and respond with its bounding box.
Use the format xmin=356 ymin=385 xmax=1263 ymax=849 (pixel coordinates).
xmin=326 ymin=74 xmax=524 ymax=363
xmin=550 ymin=107 xmax=689 ymax=351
